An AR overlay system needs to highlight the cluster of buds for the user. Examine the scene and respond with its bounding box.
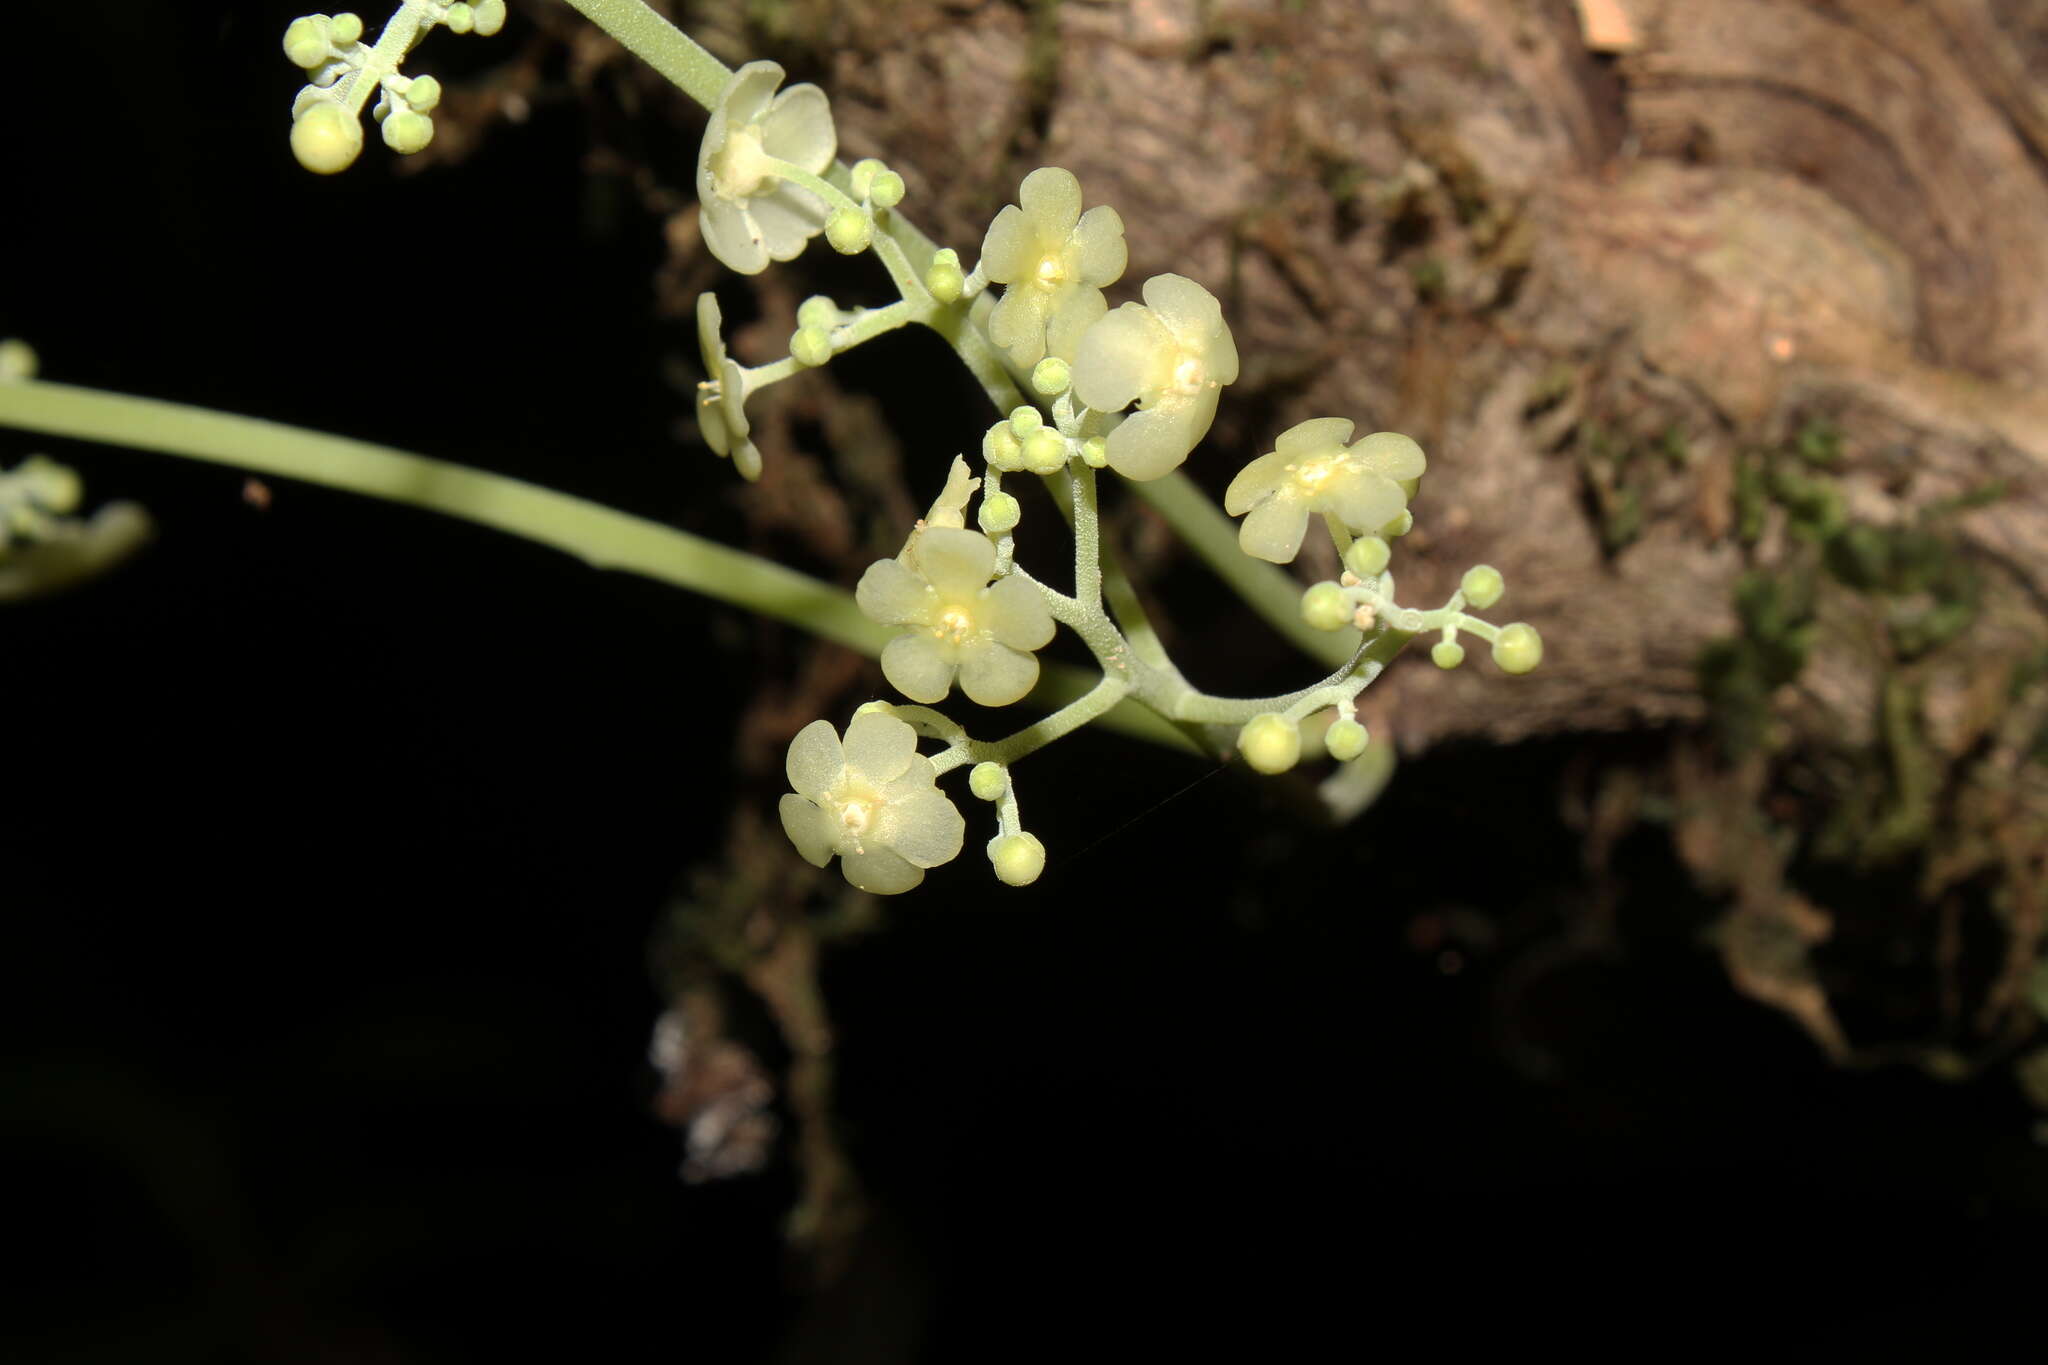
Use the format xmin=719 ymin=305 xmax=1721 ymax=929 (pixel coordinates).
xmin=282 ymin=3 xmax=505 ymax=175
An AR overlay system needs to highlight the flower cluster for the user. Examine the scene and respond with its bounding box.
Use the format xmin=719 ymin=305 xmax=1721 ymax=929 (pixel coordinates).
xmin=282 ymin=4 xmax=505 ymax=175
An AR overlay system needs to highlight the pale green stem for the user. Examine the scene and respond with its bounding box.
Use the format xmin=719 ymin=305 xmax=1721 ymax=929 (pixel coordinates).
xmin=1070 ymin=461 xmax=1101 ymax=610
xmin=934 ymin=673 xmax=1133 ymax=772
xmin=554 ymin=0 xmax=731 ymax=107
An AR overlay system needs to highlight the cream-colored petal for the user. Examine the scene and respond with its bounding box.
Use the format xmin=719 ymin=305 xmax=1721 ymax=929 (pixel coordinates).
xmin=981 ymin=574 xmax=1055 ymax=651
xmin=1072 ymin=305 xmax=1171 ymax=413
xmin=1224 ymin=451 xmax=1291 ymax=516
xmin=1069 ymin=205 xmax=1127 ymax=286
xmin=717 ymin=359 xmax=751 ymax=443
xmin=1329 ymin=474 xmax=1406 ymax=536
xmin=699 ymin=198 xmax=770 ymax=275
xmin=1274 ymin=417 xmax=1353 ymax=460
xmin=719 ymin=61 xmax=785 ymax=127
xmin=1017 ymin=166 xmax=1082 ymax=241
xmin=1202 ymin=319 xmax=1240 ymax=386
xmin=881 ymin=631 xmax=957 ymax=703
xmin=857 ymin=557 xmax=936 ymax=627
xmin=1352 ymin=431 xmax=1426 ymax=481
xmin=779 ymin=793 xmax=837 ymax=867
xmin=698 ymin=395 xmax=731 ymax=457
xmin=958 ymin=640 xmax=1041 ymax=707
xmin=1238 ymin=496 xmax=1311 ymax=563
xmin=696 ymin=293 xmax=726 ymax=375
xmin=1141 ymin=273 xmax=1222 ymax=342
xmin=785 ymin=718 xmax=844 ymax=798
xmin=1044 ymin=287 xmax=1107 ymax=367
xmin=979 ymin=204 xmax=1032 ymax=284
xmin=839 ymin=846 xmax=924 ymax=895
xmin=1103 ymin=401 xmax=1201 ymax=481
xmin=914 ymin=526 xmax=997 ymax=598
xmin=878 ymin=789 xmax=965 ymax=868
xmin=989 ymin=286 xmax=1054 ymax=369
xmin=843 ymin=710 xmax=918 ymax=783
xmin=751 ymin=184 xmax=828 ymax=261
xmin=733 ymin=440 xmax=763 ymax=482
xmin=761 ymin=83 xmax=835 ymax=173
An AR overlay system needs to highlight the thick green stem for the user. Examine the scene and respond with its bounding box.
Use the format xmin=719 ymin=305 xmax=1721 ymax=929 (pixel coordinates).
xmin=554 ymin=0 xmax=731 ymax=108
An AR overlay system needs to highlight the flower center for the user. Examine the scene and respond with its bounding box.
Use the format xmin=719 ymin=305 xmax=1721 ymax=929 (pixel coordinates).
xmin=836 ymin=798 xmax=874 ymax=838
xmin=1170 ymin=353 xmax=1204 ymax=396
xmin=711 ymin=124 xmax=780 ymax=200
xmin=1295 ymin=459 xmax=1334 ymax=490
xmin=1034 ymin=254 xmax=1066 ymax=289
xmin=935 ymin=606 xmax=975 ymax=643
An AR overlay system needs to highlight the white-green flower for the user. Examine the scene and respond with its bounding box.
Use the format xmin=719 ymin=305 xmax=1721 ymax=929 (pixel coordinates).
xmin=980 ymin=167 xmax=1127 ymax=371
xmin=1071 ymin=274 xmax=1239 ymax=481
xmin=696 ymin=61 xmax=836 ymax=275
xmin=695 ymin=294 xmax=762 ymax=481
xmin=779 ymin=712 xmax=966 ymax=895
xmin=856 ymin=527 xmax=1055 ymax=707
xmin=1224 ymin=419 xmax=1426 ymax=563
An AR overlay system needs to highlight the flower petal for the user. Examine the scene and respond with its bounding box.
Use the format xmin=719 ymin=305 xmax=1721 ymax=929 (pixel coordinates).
xmin=914 ymin=526 xmax=996 ymax=598
xmin=719 ymin=61 xmax=786 ymax=128
xmin=1274 ymin=417 xmax=1354 ymax=460
xmin=1103 ymin=401 xmax=1202 ymax=481
xmin=881 ymin=631 xmax=957 ymax=703
xmin=717 ymin=358 xmax=751 ymax=443
xmin=699 ymin=199 xmax=770 ymax=275
xmin=761 ymin=83 xmax=835 ymax=173
xmin=843 ymin=710 xmax=917 ymax=783
xmin=1069 ymin=205 xmax=1127 ymax=286
xmin=1329 ymin=473 xmax=1406 ymax=536
xmin=878 ymin=788 xmax=965 ymax=868
xmin=1044 ymin=287 xmax=1107 ymax=366
xmin=981 ymin=574 xmax=1055 ymax=651
xmin=750 ymin=184 xmax=829 ymax=261
xmin=1238 ymin=496 xmax=1311 ymax=563
xmin=785 ymin=718 xmax=844 ymax=798
xmin=1072 ymin=304 xmax=1172 ymax=413
xmin=696 ymin=293 xmax=726 ymax=375
xmin=779 ymin=793 xmax=836 ymax=867
xmin=856 ymin=557 xmax=936 ymax=627
xmin=958 ymin=640 xmax=1041 ymax=707
xmin=1352 ymin=431 xmax=1426 ymax=481
xmin=839 ymin=846 xmax=924 ymax=895
xmin=1141 ymin=273 xmax=1223 ymax=343
xmin=1224 ymin=451 xmax=1291 ymax=516
xmin=979 ymin=204 xmax=1031 ymax=284
xmin=989 ymin=286 xmax=1054 ymax=369
xmin=1017 ymin=166 xmax=1082 ymax=242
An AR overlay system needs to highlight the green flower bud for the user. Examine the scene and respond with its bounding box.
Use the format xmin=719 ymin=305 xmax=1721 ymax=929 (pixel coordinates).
xmin=1431 ymin=639 xmax=1465 ymax=669
xmin=1020 ymin=428 xmax=1067 ymax=476
xmin=1007 ymin=406 xmax=1043 ymax=437
xmin=405 ymin=75 xmax=443 ymax=112
xmin=1325 ymin=717 xmax=1369 ymax=763
xmin=1238 ymin=713 xmax=1301 ymax=775
xmin=0 ymin=338 xmax=38 ymax=383
xmin=1301 ymin=581 xmax=1352 ymax=632
xmin=473 ymin=0 xmax=507 ymax=36
xmin=1079 ymin=436 xmax=1109 ymax=469
xmin=1460 ymin=564 xmax=1504 ymax=609
xmin=796 ymin=296 xmax=840 ymax=331
xmin=978 ymin=491 xmax=1021 ymax=535
xmin=291 ymin=102 xmax=363 ymax=174
xmin=444 ymin=3 xmax=475 ymax=35
xmin=869 ymin=170 xmax=906 ymax=209
xmin=926 ymin=254 xmax=965 ymax=303
xmin=381 ymin=109 xmax=434 ymax=154
xmin=989 ymin=832 xmax=1046 ymax=887
xmin=328 ymin=11 xmax=364 ymax=44
xmin=849 ymin=158 xmax=884 ymax=201
xmin=983 ymin=422 xmax=1025 ymax=472
xmin=825 ymin=208 xmax=872 ymax=254
xmin=968 ymin=762 xmax=1007 ymax=802
xmin=283 ymin=16 xmax=331 ymax=69
xmin=790 ymin=325 xmax=833 ymax=367
xmin=1492 ymin=622 xmax=1542 ymax=675
xmin=1030 ymin=357 xmax=1071 ymax=396
xmin=1343 ymin=535 xmax=1390 ymax=578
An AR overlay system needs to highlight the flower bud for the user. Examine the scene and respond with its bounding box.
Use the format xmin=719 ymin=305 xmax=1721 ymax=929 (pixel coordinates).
xmin=1300 ymin=581 xmax=1352 ymax=632
xmin=1459 ymin=564 xmax=1504 ymax=609
xmin=1238 ymin=713 xmax=1301 ymax=775
xmin=405 ymin=75 xmax=443 ymax=112
xmin=283 ymin=16 xmax=331 ymax=69
xmin=925 ymin=251 xmax=964 ymax=303
xmin=978 ymin=491 xmax=1021 ymax=535
xmin=825 ymin=207 xmax=872 ymax=254
xmin=1021 ymin=429 xmax=1067 ymax=475
xmin=849 ymin=158 xmax=884 ymax=201
xmin=1030 ymin=357 xmax=1071 ymax=396
xmin=1343 ymin=535 xmax=1391 ymax=578
xmin=329 ymin=12 xmax=364 ymax=44
xmin=1079 ymin=437 xmax=1109 ymax=469
xmin=381 ymin=110 xmax=434 ymax=154
xmin=1431 ymin=639 xmax=1465 ymax=669
xmin=1492 ymin=623 xmax=1542 ymax=674
xmin=1325 ymin=717 xmax=1369 ymax=762
xmin=869 ymin=170 xmax=905 ymax=209
xmin=790 ymin=325 xmax=833 ymax=367
xmin=444 ymin=3 xmax=475 ymax=35
xmin=291 ymin=102 xmax=363 ymax=174
xmin=989 ymin=832 xmax=1047 ymax=886
xmin=968 ymin=762 xmax=1007 ymax=802
xmin=983 ymin=422 xmax=1025 ymax=472
xmin=473 ymin=0 xmax=507 ymax=37
xmin=796 ymin=295 xmax=840 ymax=331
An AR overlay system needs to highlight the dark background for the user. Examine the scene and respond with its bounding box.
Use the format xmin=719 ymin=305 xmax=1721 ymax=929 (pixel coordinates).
xmin=4 ymin=2 xmax=2043 ymax=1361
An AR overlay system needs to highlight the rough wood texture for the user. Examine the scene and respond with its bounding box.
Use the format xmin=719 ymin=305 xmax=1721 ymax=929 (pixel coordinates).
xmin=688 ymin=0 xmax=2048 ymax=760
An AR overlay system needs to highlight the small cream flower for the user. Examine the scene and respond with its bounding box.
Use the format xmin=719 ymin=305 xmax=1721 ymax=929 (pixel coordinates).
xmin=696 ymin=61 xmax=837 ymax=275
xmin=1071 ymin=274 xmax=1239 ymax=481
xmin=1224 ymin=419 xmax=1426 ymax=563
xmin=856 ymin=527 xmax=1055 ymax=707
xmin=779 ymin=711 xmax=966 ymax=895
xmin=695 ymin=294 xmax=762 ymax=481
xmin=980 ymin=167 xmax=1128 ymax=371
